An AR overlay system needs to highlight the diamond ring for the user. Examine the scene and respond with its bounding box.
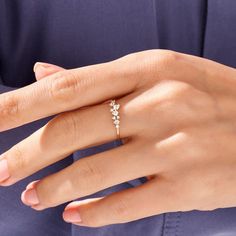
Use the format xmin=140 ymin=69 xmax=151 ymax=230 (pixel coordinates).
xmin=109 ymin=99 xmax=121 ymax=140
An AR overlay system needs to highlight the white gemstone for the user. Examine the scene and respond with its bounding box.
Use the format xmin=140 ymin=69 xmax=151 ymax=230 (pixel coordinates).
xmin=114 ymin=104 xmax=120 ymax=110
xmin=114 ymin=120 xmax=120 ymax=125
xmin=110 ymin=101 xmax=115 ymax=106
xmin=112 ymin=116 xmax=120 ymax=120
xmin=112 ymin=111 xmax=118 ymax=116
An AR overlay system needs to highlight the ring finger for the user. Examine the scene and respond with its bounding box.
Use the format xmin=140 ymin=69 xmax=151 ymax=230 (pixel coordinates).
xmin=0 ymin=96 xmax=135 ymax=186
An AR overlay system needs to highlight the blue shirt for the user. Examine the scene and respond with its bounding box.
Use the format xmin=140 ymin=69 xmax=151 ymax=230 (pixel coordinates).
xmin=0 ymin=1 xmax=236 ymax=235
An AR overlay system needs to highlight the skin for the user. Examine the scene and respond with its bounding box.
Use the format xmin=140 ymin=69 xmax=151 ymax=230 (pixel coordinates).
xmin=0 ymin=50 xmax=236 ymax=227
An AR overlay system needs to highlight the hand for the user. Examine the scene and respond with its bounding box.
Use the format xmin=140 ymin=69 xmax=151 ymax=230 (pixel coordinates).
xmin=0 ymin=50 xmax=236 ymax=227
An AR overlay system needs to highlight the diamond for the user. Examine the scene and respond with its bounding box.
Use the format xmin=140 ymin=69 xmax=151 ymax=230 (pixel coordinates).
xmin=112 ymin=110 xmax=118 ymax=116
xmin=112 ymin=116 xmax=120 ymax=120
xmin=114 ymin=120 xmax=120 ymax=125
xmin=110 ymin=100 xmax=115 ymax=106
xmin=114 ymin=104 xmax=120 ymax=110
xmin=109 ymin=100 xmax=121 ymax=138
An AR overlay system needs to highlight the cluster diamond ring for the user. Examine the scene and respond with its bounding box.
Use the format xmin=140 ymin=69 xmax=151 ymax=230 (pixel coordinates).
xmin=109 ymin=100 xmax=121 ymax=140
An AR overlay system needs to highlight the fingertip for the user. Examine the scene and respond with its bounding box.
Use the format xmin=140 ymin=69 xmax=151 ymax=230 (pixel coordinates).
xmin=64 ymin=201 xmax=80 ymax=210
xmin=33 ymin=62 xmax=59 ymax=72
xmin=21 ymin=180 xmax=41 ymax=207
xmin=21 ymin=189 xmax=30 ymax=206
xmin=33 ymin=62 xmax=44 ymax=73
xmin=33 ymin=62 xmax=65 ymax=80
xmin=21 ymin=187 xmax=40 ymax=206
xmin=0 ymin=158 xmax=10 ymax=183
xmin=62 ymin=208 xmax=82 ymax=223
xmin=26 ymin=180 xmax=40 ymax=190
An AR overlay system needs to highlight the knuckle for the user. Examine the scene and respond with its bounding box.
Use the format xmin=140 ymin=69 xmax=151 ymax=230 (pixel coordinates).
xmin=127 ymin=50 xmax=181 ymax=86
xmin=58 ymin=112 xmax=80 ymax=145
xmin=36 ymin=179 xmax=55 ymax=207
xmin=46 ymin=111 xmax=86 ymax=151
xmin=112 ymin=55 xmax=140 ymax=86
xmin=9 ymin=146 xmax=25 ymax=174
xmin=152 ymin=50 xmax=181 ymax=81
xmin=158 ymin=50 xmax=181 ymax=66
xmin=155 ymin=81 xmax=193 ymax=105
xmin=145 ymin=50 xmax=180 ymax=68
xmin=76 ymin=159 xmax=104 ymax=194
xmin=0 ymin=94 xmax=19 ymax=119
xmin=49 ymin=71 xmax=78 ymax=103
xmin=41 ymin=112 xmax=80 ymax=150
xmin=115 ymin=50 xmax=160 ymax=86
xmin=170 ymin=82 xmax=194 ymax=99
xmin=154 ymin=81 xmax=193 ymax=108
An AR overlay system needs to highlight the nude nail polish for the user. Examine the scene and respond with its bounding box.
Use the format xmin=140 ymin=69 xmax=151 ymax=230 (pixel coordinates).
xmin=21 ymin=188 xmax=40 ymax=206
xmin=33 ymin=62 xmax=47 ymax=72
xmin=0 ymin=159 xmax=10 ymax=182
xmin=63 ymin=209 xmax=82 ymax=223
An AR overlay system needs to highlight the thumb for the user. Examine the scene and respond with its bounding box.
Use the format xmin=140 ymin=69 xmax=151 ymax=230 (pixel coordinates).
xmin=33 ymin=62 xmax=65 ymax=80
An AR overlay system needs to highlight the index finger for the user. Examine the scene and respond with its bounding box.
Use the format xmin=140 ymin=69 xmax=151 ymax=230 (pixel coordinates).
xmin=0 ymin=55 xmax=142 ymax=132
xmin=1 ymin=49 xmax=221 ymax=132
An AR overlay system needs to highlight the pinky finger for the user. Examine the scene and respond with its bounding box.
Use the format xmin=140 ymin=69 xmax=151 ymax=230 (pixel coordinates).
xmin=62 ymin=178 xmax=173 ymax=227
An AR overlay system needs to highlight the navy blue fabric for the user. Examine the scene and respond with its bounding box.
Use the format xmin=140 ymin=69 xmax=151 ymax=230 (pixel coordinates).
xmin=0 ymin=1 xmax=236 ymax=235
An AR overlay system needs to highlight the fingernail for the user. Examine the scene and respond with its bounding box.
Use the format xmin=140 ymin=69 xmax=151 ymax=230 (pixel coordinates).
xmin=63 ymin=209 xmax=82 ymax=223
xmin=0 ymin=159 xmax=10 ymax=182
xmin=34 ymin=64 xmax=51 ymax=80
xmin=25 ymin=180 xmax=40 ymax=190
xmin=33 ymin=62 xmax=49 ymax=73
xmin=21 ymin=188 xmax=40 ymax=206
xmin=34 ymin=65 xmax=48 ymax=77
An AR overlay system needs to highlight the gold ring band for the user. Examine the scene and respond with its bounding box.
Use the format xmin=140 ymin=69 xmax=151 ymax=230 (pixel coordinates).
xmin=109 ymin=100 xmax=121 ymax=140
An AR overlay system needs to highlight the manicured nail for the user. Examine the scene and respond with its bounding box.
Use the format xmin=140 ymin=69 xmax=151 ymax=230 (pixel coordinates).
xmin=33 ymin=62 xmax=50 ymax=72
xmin=63 ymin=209 xmax=82 ymax=223
xmin=0 ymin=159 xmax=10 ymax=182
xmin=26 ymin=180 xmax=40 ymax=190
xmin=21 ymin=188 xmax=40 ymax=206
xmin=34 ymin=64 xmax=52 ymax=80
xmin=34 ymin=64 xmax=48 ymax=76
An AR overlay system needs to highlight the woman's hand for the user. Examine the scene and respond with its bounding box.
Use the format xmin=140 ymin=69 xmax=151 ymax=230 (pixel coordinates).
xmin=0 ymin=50 xmax=236 ymax=227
